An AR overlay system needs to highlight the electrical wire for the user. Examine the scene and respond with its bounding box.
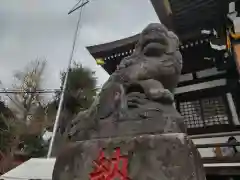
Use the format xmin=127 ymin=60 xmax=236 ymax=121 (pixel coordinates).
xmin=0 ymin=0 xmax=88 ymax=178
xmin=0 ymin=89 xmax=60 ymax=94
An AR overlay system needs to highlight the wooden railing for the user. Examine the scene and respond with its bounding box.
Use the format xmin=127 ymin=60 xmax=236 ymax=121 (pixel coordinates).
xmin=195 ymin=141 xmax=240 ymax=176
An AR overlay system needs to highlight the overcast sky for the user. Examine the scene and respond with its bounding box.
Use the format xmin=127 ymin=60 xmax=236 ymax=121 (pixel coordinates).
xmin=0 ymin=0 xmax=159 ymax=93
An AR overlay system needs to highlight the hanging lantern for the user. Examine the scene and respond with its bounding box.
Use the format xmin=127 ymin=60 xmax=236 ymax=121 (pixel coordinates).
xmin=230 ymin=30 xmax=240 ymax=39
xmin=233 ymin=44 xmax=240 ymax=74
xmin=96 ymin=58 xmax=105 ymax=65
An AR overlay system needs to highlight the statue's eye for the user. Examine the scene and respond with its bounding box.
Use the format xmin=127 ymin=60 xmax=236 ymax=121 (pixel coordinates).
xmin=142 ymin=30 xmax=149 ymax=35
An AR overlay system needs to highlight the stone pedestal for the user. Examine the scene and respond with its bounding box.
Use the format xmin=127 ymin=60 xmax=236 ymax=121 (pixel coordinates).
xmin=52 ymin=133 xmax=206 ymax=180
xmin=70 ymin=102 xmax=186 ymax=142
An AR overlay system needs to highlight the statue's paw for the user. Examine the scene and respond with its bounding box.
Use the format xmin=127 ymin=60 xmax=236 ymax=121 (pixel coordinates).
xmin=127 ymin=92 xmax=148 ymax=108
xmin=117 ymin=64 xmax=125 ymax=70
xmin=149 ymin=88 xmax=174 ymax=103
xmin=161 ymin=89 xmax=174 ymax=103
xmin=118 ymin=58 xmax=137 ymax=70
xmin=117 ymin=61 xmax=128 ymax=70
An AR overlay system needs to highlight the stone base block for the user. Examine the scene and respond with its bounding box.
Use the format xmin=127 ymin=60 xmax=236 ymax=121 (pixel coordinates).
xmin=69 ymin=103 xmax=186 ymax=142
xmin=53 ymin=133 xmax=206 ymax=180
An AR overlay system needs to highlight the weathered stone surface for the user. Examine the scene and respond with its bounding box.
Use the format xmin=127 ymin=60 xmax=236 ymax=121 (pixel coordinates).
xmin=53 ymin=23 xmax=206 ymax=180
xmin=69 ymin=91 xmax=186 ymax=141
xmin=52 ymin=134 xmax=205 ymax=180
xmin=70 ymin=101 xmax=185 ymax=141
xmin=67 ymin=23 xmax=183 ymax=141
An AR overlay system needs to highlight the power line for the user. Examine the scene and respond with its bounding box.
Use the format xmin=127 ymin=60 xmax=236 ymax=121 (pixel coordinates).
xmin=0 ymin=89 xmax=60 ymax=94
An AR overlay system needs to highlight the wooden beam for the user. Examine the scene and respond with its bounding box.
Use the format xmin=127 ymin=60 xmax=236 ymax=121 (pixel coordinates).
xmin=203 ymin=157 xmax=240 ymax=164
xmin=150 ymin=0 xmax=174 ymax=31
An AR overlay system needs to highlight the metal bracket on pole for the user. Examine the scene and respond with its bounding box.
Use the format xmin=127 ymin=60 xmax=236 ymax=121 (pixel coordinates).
xmin=68 ymin=0 xmax=89 ymax=15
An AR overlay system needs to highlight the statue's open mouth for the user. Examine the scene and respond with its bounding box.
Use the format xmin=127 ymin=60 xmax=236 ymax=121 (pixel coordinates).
xmin=142 ymin=39 xmax=167 ymax=57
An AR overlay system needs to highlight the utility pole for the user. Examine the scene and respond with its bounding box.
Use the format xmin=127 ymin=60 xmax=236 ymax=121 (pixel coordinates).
xmin=47 ymin=0 xmax=89 ymax=158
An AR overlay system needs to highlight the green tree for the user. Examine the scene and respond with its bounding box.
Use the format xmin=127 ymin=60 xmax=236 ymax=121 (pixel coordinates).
xmin=46 ymin=62 xmax=97 ymax=155
xmin=0 ymin=100 xmax=20 ymax=174
xmin=0 ymin=100 xmax=15 ymax=154
xmin=47 ymin=62 xmax=97 ymax=127
xmin=60 ymin=62 xmax=98 ymax=113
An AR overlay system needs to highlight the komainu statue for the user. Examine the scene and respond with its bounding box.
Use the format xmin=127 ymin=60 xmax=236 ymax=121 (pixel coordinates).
xmin=52 ymin=23 xmax=206 ymax=180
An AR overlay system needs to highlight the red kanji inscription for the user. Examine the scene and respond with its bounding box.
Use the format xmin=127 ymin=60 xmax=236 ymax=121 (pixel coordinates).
xmin=90 ymin=148 xmax=130 ymax=180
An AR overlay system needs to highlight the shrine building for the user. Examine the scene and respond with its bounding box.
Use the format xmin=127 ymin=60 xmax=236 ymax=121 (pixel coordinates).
xmin=87 ymin=0 xmax=240 ymax=179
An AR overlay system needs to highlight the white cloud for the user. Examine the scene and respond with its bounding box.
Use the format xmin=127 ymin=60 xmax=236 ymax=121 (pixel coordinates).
xmin=0 ymin=0 xmax=159 ymax=93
